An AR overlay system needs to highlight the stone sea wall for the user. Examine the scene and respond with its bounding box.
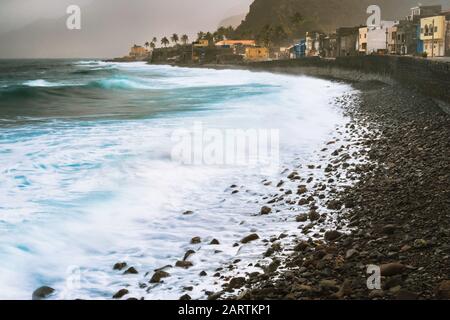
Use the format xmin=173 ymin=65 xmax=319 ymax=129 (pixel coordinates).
xmin=247 ymin=56 xmax=450 ymax=104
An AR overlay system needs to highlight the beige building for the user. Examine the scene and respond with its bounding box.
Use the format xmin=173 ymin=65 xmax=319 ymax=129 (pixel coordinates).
xmin=305 ymin=31 xmax=324 ymax=56
xmin=420 ymin=15 xmax=446 ymax=57
xmin=387 ymin=25 xmax=399 ymax=54
xmin=358 ymin=27 xmax=368 ymax=54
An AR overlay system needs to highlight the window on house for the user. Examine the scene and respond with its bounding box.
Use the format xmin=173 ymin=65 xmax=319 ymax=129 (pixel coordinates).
xmin=434 ymin=26 xmax=438 ymax=33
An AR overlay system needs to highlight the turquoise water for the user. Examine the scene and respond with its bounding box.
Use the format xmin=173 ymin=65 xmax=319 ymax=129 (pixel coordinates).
xmin=0 ymin=60 xmax=350 ymax=299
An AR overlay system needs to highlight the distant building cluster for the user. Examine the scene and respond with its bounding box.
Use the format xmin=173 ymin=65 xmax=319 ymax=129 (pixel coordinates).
xmin=122 ymin=4 xmax=450 ymax=64
xmin=288 ymin=5 xmax=450 ymax=59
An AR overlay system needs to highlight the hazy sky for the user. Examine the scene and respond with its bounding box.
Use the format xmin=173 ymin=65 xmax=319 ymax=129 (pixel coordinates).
xmin=0 ymin=0 xmax=252 ymax=58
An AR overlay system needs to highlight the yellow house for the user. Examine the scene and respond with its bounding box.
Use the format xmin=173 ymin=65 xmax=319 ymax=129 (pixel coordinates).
xmin=193 ymin=39 xmax=209 ymax=47
xmin=245 ymin=47 xmax=269 ymax=61
xmin=129 ymin=45 xmax=148 ymax=58
xmin=420 ymin=15 xmax=446 ymax=57
xmin=358 ymin=27 xmax=368 ymax=54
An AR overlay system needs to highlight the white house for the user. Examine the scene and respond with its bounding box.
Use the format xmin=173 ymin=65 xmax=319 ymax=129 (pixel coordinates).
xmin=367 ymin=21 xmax=399 ymax=54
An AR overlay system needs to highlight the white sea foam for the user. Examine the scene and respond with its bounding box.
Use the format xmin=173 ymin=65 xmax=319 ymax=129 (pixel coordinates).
xmin=23 ymin=79 xmax=66 ymax=87
xmin=0 ymin=64 xmax=353 ymax=299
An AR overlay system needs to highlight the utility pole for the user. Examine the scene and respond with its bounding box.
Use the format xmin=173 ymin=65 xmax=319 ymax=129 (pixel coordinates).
xmin=385 ymin=24 xmax=389 ymax=53
xmin=431 ymin=19 xmax=435 ymax=57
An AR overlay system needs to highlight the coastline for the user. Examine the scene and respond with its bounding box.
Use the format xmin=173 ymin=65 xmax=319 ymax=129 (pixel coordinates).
xmin=89 ymin=60 xmax=450 ymax=300
xmin=20 ymin=60 xmax=448 ymax=300
xmin=221 ymin=79 xmax=450 ymax=300
xmin=156 ymin=61 xmax=449 ymax=300
xmin=101 ymin=63 xmax=370 ymax=301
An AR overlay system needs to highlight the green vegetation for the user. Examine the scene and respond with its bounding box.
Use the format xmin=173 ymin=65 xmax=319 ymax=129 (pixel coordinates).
xmin=161 ymin=37 xmax=169 ymax=47
xmin=181 ymin=34 xmax=189 ymax=45
xmin=170 ymin=33 xmax=179 ymax=45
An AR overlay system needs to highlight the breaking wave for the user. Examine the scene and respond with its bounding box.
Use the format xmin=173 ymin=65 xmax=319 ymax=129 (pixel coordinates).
xmin=23 ymin=80 xmax=67 ymax=87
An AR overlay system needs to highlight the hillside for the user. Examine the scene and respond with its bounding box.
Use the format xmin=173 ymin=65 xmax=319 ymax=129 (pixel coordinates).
xmin=235 ymin=0 xmax=444 ymax=40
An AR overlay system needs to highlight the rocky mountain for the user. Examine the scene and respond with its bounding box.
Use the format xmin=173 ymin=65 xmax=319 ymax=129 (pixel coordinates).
xmin=235 ymin=0 xmax=446 ymax=40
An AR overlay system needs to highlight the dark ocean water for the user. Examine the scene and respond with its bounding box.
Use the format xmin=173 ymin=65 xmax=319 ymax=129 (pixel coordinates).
xmin=0 ymin=59 xmax=275 ymax=122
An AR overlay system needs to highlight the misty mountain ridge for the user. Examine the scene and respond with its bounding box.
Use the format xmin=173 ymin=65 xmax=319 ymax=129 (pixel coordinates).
xmin=218 ymin=13 xmax=247 ymax=29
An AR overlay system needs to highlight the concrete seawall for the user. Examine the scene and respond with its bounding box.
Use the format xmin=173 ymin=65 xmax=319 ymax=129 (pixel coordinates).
xmin=247 ymin=56 xmax=450 ymax=105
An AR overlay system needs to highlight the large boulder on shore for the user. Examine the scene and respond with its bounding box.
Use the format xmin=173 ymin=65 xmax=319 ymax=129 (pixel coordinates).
xmin=380 ymin=263 xmax=406 ymax=276
xmin=150 ymin=270 xmax=170 ymax=283
xmin=32 ymin=286 xmax=55 ymax=300
xmin=112 ymin=288 xmax=129 ymax=299
xmin=324 ymin=230 xmax=342 ymax=241
xmin=241 ymin=233 xmax=259 ymax=244
xmin=436 ymin=280 xmax=450 ymax=299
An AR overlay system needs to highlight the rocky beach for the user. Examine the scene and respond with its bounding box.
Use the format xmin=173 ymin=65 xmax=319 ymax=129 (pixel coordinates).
xmin=218 ymin=79 xmax=450 ymax=300
xmin=99 ymin=68 xmax=449 ymax=301
xmin=2 ymin=59 xmax=449 ymax=301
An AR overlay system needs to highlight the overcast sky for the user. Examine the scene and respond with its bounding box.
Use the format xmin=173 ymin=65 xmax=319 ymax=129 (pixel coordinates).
xmin=0 ymin=0 xmax=252 ymax=58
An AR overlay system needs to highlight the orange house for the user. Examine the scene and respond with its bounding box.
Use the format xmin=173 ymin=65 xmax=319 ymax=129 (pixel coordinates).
xmin=245 ymin=47 xmax=270 ymax=61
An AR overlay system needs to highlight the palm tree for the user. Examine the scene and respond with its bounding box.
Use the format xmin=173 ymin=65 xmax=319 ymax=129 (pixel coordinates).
xmin=144 ymin=41 xmax=150 ymax=51
xmin=152 ymin=37 xmax=157 ymax=44
xmin=197 ymin=31 xmax=205 ymax=41
xmin=181 ymin=34 xmax=189 ymax=45
xmin=213 ymin=32 xmax=224 ymax=42
xmin=216 ymin=27 xmax=227 ymax=40
xmin=224 ymin=26 xmax=235 ymax=40
xmin=161 ymin=37 xmax=170 ymax=47
xmin=204 ymin=32 xmax=214 ymax=44
xmin=150 ymin=42 xmax=156 ymax=50
xmin=171 ymin=33 xmax=179 ymax=45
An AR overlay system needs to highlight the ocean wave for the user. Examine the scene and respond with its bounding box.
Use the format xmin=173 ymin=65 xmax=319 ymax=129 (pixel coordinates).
xmin=74 ymin=60 xmax=102 ymax=66
xmin=0 ymin=85 xmax=68 ymax=100
xmin=87 ymin=78 xmax=151 ymax=90
xmin=23 ymin=80 xmax=67 ymax=87
xmin=71 ymin=66 xmax=118 ymax=75
xmin=0 ymin=77 xmax=151 ymax=102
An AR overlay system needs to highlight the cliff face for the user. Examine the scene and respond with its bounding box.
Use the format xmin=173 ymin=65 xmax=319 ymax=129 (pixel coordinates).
xmin=235 ymin=0 xmax=441 ymax=39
